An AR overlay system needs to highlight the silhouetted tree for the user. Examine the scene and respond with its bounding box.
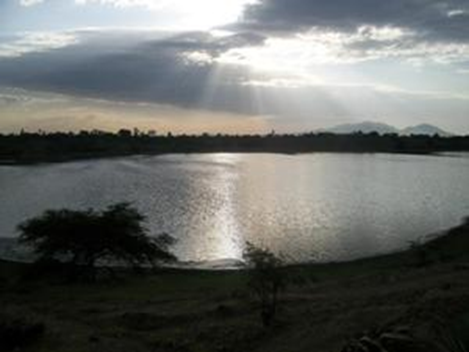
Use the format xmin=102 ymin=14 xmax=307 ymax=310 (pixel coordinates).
xmin=117 ymin=129 xmax=132 ymax=138
xmin=243 ymin=242 xmax=286 ymax=327
xmin=18 ymin=203 xmax=176 ymax=280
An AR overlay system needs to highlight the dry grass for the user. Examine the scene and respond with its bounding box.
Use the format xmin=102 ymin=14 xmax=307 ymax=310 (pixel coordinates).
xmin=1 ymin=222 xmax=469 ymax=352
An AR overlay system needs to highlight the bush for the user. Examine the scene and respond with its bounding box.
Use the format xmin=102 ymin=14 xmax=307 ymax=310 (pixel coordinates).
xmin=243 ymin=242 xmax=286 ymax=327
xmin=408 ymin=238 xmax=432 ymax=267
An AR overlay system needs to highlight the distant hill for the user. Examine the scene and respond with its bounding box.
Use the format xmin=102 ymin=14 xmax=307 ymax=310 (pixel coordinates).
xmin=400 ymin=124 xmax=453 ymax=137
xmin=320 ymin=121 xmax=400 ymax=135
xmin=321 ymin=121 xmax=452 ymax=136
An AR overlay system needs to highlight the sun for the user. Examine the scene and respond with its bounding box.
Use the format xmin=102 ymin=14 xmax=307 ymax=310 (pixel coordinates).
xmin=161 ymin=0 xmax=255 ymax=30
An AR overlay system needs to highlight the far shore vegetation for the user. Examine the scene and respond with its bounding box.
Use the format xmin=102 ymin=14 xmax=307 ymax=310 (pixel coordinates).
xmin=1 ymin=129 xmax=469 ymax=165
xmin=1 ymin=204 xmax=469 ymax=351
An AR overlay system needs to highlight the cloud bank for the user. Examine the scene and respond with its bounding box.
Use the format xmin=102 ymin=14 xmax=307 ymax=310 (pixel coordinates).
xmin=1 ymin=0 xmax=468 ymax=133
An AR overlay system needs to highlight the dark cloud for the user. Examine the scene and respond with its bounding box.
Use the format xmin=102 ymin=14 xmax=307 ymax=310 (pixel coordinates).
xmin=0 ymin=30 xmax=265 ymax=114
xmin=140 ymin=31 xmax=265 ymax=57
xmin=239 ymin=0 xmax=469 ymax=42
xmin=0 ymin=29 xmax=397 ymax=125
xmin=0 ymin=27 xmax=467 ymax=132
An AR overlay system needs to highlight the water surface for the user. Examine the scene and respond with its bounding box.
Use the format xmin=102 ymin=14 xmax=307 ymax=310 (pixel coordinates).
xmin=0 ymin=153 xmax=468 ymax=265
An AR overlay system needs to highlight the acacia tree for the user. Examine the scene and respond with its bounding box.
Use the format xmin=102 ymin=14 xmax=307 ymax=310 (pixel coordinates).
xmin=18 ymin=203 xmax=176 ymax=280
xmin=243 ymin=242 xmax=286 ymax=327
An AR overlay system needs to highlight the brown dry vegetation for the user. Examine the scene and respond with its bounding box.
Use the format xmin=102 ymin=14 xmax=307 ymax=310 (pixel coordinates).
xmin=1 ymin=220 xmax=469 ymax=352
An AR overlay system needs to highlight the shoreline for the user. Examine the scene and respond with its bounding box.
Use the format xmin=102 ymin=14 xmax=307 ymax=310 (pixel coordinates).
xmin=0 ymin=149 xmax=450 ymax=167
xmin=0 ymin=218 xmax=462 ymax=272
xmin=2 ymin=132 xmax=468 ymax=166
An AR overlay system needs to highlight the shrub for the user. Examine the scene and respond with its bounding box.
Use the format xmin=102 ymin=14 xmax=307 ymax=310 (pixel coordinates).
xmin=243 ymin=242 xmax=286 ymax=327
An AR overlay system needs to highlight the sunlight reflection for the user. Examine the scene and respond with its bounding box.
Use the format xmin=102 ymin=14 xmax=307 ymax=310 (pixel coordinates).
xmin=204 ymin=153 xmax=242 ymax=262
xmin=210 ymin=153 xmax=241 ymax=165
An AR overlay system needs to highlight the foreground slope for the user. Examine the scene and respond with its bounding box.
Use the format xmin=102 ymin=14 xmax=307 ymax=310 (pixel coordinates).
xmin=1 ymin=219 xmax=469 ymax=352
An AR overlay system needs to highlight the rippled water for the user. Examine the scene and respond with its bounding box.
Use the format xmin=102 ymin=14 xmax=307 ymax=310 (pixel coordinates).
xmin=0 ymin=153 xmax=468 ymax=264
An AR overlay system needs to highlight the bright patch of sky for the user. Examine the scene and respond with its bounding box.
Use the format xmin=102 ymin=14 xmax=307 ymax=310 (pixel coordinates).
xmin=4 ymin=0 xmax=255 ymax=31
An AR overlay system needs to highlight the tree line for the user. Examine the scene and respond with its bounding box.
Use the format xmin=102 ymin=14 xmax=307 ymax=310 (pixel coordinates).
xmin=1 ymin=130 xmax=469 ymax=163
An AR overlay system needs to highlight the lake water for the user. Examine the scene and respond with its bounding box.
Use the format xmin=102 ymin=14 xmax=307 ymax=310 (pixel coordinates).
xmin=0 ymin=153 xmax=468 ymax=266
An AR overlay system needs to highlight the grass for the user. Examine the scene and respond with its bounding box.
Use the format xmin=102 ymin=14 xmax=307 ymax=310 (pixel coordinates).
xmin=1 ymin=220 xmax=469 ymax=352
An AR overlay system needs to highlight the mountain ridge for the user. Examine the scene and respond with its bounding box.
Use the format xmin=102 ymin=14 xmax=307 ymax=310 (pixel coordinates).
xmin=320 ymin=121 xmax=453 ymax=136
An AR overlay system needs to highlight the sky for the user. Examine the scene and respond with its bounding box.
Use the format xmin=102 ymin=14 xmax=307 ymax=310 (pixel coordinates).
xmin=0 ymin=0 xmax=468 ymax=134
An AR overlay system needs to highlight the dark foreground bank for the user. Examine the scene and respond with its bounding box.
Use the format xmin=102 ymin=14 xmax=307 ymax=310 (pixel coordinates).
xmin=1 ymin=131 xmax=469 ymax=165
xmin=1 ymin=218 xmax=469 ymax=352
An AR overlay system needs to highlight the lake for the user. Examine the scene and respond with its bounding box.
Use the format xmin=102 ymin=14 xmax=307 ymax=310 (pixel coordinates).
xmin=0 ymin=153 xmax=468 ymax=266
